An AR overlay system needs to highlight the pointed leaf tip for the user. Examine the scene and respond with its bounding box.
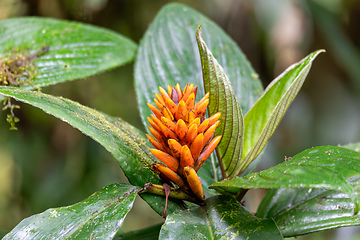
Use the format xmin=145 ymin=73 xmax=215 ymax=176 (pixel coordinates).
xmin=239 ymin=49 xmax=325 ymax=175
xmin=196 ymin=25 xmax=244 ymax=179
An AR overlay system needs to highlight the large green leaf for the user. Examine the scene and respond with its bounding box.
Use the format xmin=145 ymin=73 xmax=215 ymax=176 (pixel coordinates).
xmin=239 ymin=50 xmax=324 ymax=173
xmin=210 ymin=145 xmax=360 ymax=214
xmin=4 ymin=184 xmax=140 ymax=239
xmin=257 ymin=181 xmax=360 ymax=237
xmin=159 ymin=195 xmax=283 ymax=239
xmin=134 ymin=2 xmax=262 ymax=129
xmin=0 ymin=87 xmax=183 ymax=216
xmin=196 ymin=26 xmax=244 ymax=179
xmin=0 ymin=17 xmax=137 ymax=89
xmin=134 ymin=3 xmax=262 ymax=188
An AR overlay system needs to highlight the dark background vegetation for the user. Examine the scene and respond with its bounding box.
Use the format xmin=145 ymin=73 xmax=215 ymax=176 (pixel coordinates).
xmin=0 ymin=0 xmax=359 ymax=239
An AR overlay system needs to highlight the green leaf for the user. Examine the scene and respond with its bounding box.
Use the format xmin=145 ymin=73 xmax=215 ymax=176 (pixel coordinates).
xmin=0 ymin=17 xmax=137 ymax=89
xmin=159 ymin=195 xmax=283 ymax=239
xmin=257 ymin=182 xmax=360 ymax=237
xmin=239 ymin=50 xmax=325 ymax=173
xmin=4 ymin=184 xmax=140 ymax=239
xmin=134 ymin=2 xmax=262 ymax=187
xmin=0 ymin=87 xmax=183 ymax=216
xmin=196 ymin=26 xmax=244 ymax=179
xmin=114 ymin=224 xmax=162 ymax=240
xmin=210 ymin=145 xmax=360 ymax=214
xmin=134 ymin=2 xmax=262 ymax=130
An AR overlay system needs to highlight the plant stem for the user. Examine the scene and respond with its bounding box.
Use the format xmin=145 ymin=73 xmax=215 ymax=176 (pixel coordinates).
xmin=141 ymin=183 xmax=205 ymax=205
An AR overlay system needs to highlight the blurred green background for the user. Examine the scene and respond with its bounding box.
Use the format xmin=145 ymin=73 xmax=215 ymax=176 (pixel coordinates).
xmin=0 ymin=0 xmax=359 ymax=239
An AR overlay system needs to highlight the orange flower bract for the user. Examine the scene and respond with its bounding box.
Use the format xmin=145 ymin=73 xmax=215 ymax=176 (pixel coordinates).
xmin=146 ymin=83 xmax=221 ymax=201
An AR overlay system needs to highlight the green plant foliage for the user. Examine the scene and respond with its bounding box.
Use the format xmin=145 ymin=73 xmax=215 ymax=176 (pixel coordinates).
xmin=159 ymin=195 xmax=283 ymax=239
xmin=211 ymin=145 xmax=360 ymax=215
xmin=2 ymin=2 xmax=359 ymax=239
xmin=134 ymin=2 xmax=262 ymax=130
xmin=4 ymin=184 xmax=140 ymax=240
xmin=240 ymin=50 xmax=325 ymax=174
xmin=196 ymin=26 xmax=244 ymax=179
xmin=257 ymin=184 xmax=360 ymax=237
xmin=0 ymin=86 xmax=182 ymax=216
xmin=196 ymin=23 xmax=323 ymax=179
xmin=134 ymin=3 xmax=262 ymax=189
xmin=115 ymin=224 xmax=162 ymax=240
xmin=0 ymin=17 xmax=137 ymax=90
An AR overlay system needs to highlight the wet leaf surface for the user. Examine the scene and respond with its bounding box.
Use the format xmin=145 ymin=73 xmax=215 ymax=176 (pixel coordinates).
xmin=257 ymin=182 xmax=360 ymax=237
xmin=4 ymin=184 xmax=140 ymax=240
xmin=211 ymin=145 xmax=360 ymax=215
xmin=159 ymin=195 xmax=283 ymax=239
xmin=134 ymin=2 xmax=262 ymax=188
xmin=0 ymin=87 xmax=183 ymax=216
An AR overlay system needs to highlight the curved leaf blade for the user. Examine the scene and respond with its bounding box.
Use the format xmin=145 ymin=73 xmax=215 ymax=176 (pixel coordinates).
xmin=196 ymin=26 xmax=244 ymax=179
xmin=257 ymin=184 xmax=360 ymax=237
xmin=134 ymin=2 xmax=262 ymax=130
xmin=4 ymin=184 xmax=140 ymax=240
xmin=134 ymin=3 xmax=262 ymax=186
xmin=159 ymin=195 xmax=283 ymax=240
xmin=0 ymin=17 xmax=137 ymax=88
xmin=240 ymin=50 xmax=325 ymax=173
xmin=0 ymin=87 xmax=182 ymax=216
xmin=210 ymin=145 xmax=360 ymax=214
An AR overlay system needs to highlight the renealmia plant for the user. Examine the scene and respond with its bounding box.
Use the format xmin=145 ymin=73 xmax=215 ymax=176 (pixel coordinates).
xmin=1 ymin=3 xmax=359 ymax=239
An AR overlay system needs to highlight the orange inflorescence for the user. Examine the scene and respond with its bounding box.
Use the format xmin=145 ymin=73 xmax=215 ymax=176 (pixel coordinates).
xmin=146 ymin=83 xmax=221 ymax=201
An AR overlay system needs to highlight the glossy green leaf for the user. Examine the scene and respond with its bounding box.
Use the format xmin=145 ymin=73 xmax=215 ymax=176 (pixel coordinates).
xmin=257 ymin=178 xmax=360 ymax=237
xmin=210 ymin=145 xmax=360 ymax=214
xmin=196 ymin=26 xmax=244 ymax=179
xmin=239 ymin=50 xmax=325 ymax=173
xmin=159 ymin=195 xmax=283 ymax=239
xmin=134 ymin=3 xmax=262 ymax=188
xmin=134 ymin=2 xmax=262 ymax=129
xmin=4 ymin=184 xmax=140 ymax=239
xmin=0 ymin=87 xmax=182 ymax=216
xmin=0 ymin=17 xmax=137 ymax=89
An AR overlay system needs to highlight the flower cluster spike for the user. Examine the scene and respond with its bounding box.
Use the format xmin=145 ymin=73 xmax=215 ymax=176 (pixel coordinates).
xmin=146 ymin=83 xmax=222 ymax=201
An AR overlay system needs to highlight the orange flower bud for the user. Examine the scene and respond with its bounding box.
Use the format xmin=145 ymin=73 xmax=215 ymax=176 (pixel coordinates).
xmin=147 ymin=103 xmax=162 ymax=119
xmin=152 ymin=163 xmax=188 ymax=191
xmin=197 ymin=118 xmax=209 ymax=134
xmin=175 ymin=100 xmax=187 ymax=120
xmin=175 ymin=119 xmax=188 ymax=139
xmin=165 ymin=98 xmax=178 ymax=115
xmin=150 ymin=149 xmax=179 ymax=172
xmin=190 ymin=133 xmax=204 ymax=160
xmin=168 ymin=139 xmax=182 ymax=159
xmin=180 ymin=145 xmax=195 ymax=169
xmin=146 ymin=83 xmax=222 ymax=201
xmin=203 ymin=120 xmax=220 ymax=144
xmin=195 ymin=135 xmax=222 ymax=171
xmin=184 ymin=166 xmax=204 ymax=200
